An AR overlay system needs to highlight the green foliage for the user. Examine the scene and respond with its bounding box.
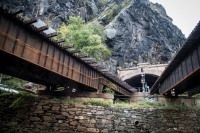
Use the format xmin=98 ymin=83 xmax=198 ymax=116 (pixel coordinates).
xmin=112 ymin=4 xmax=123 ymax=16
xmin=133 ymin=60 xmax=138 ymax=64
xmin=83 ymin=0 xmax=88 ymax=4
xmin=51 ymin=97 xmax=81 ymax=104
xmin=112 ymin=100 xmax=198 ymax=109
xmin=193 ymin=94 xmax=200 ymax=98
xmin=134 ymin=100 xmax=165 ymax=108
xmin=105 ymin=3 xmax=124 ymax=24
xmin=84 ymin=99 xmax=111 ymax=107
xmin=68 ymin=16 xmax=84 ymax=31
xmin=9 ymin=91 xmax=35 ymax=110
xmin=100 ymin=0 xmax=107 ymax=6
xmin=0 ymin=90 xmax=35 ymax=110
xmin=103 ymin=87 xmax=114 ymax=94
xmin=2 ymin=75 xmax=27 ymax=89
xmin=57 ymin=16 xmax=111 ymax=61
xmin=113 ymin=99 xmax=132 ymax=108
xmin=106 ymin=10 xmax=114 ymax=24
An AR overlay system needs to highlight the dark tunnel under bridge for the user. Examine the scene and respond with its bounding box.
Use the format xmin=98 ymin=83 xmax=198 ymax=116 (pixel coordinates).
xmin=124 ymin=74 xmax=159 ymax=92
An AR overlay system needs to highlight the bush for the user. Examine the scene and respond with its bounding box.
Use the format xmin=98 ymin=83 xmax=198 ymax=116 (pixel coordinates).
xmin=2 ymin=75 xmax=27 ymax=89
xmin=103 ymin=87 xmax=114 ymax=94
xmin=57 ymin=17 xmax=111 ymax=61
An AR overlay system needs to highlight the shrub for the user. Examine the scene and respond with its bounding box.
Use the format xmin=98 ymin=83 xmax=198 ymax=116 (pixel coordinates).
xmin=57 ymin=17 xmax=111 ymax=61
xmin=103 ymin=87 xmax=114 ymax=94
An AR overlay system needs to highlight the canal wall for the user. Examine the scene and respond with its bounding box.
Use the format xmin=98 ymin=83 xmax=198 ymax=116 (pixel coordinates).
xmin=0 ymin=96 xmax=200 ymax=133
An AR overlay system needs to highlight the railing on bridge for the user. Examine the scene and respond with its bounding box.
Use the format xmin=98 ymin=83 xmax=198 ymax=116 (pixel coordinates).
xmin=0 ymin=5 xmax=133 ymax=97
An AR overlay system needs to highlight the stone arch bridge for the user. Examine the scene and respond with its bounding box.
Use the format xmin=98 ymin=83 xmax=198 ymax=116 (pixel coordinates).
xmin=117 ymin=63 xmax=168 ymax=90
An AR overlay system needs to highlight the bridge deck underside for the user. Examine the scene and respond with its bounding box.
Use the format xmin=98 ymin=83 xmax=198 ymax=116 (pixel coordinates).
xmin=0 ymin=50 xmax=95 ymax=92
xmin=0 ymin=10 xmax=132 ymax=97
xmin=151 ymin=23 xmax=200 ymax=96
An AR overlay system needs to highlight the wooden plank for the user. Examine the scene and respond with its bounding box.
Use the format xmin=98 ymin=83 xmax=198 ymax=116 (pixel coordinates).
xmin=70 ymin=49 xmax=81 ymax=54
xmin=11 ymin=6 xmax=24 ymax=16
xmin=37 ymin=26 xmax=48 ymax=32
xmin=45 ymin=32 xmax=57 ymax=38
xmin=56 ymin=38 xmax=66 ymax=43
xmin=63 ymin=44 xmax=74 ymax=49
xmin=77 ymin=54 xmax=88 ymax=58
xmin=24 ymin=18 xmax=38 ymax=25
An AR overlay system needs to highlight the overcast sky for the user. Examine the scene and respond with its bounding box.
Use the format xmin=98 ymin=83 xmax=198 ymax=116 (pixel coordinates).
xmin=149 ymin=0 xmax=200 ymax=38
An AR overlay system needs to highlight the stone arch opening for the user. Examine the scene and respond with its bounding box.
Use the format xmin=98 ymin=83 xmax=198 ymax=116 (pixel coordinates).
xmin=124 ymin=74 xmax=159 ymax=92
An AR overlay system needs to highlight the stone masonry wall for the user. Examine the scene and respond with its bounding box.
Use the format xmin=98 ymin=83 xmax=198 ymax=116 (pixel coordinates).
xmin=0 ymin=97 xmax=200 ymax=133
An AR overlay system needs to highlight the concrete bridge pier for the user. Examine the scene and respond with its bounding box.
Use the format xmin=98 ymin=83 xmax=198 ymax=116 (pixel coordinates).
xmin=130 ymin=92 xmax=150 ymax=102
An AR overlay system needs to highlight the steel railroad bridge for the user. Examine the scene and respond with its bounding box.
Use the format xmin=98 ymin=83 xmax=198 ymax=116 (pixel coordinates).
xmin=0 ymin=6 xmax=133 ymax=97
xmin=151 ymin=21 xmax=200 ymax=96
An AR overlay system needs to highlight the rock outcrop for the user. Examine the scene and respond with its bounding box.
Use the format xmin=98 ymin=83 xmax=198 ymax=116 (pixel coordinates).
xmin=0 ymin=0 xmax=186 ymax=73
xmin=104 ymin=0 xmax=185 ymax=68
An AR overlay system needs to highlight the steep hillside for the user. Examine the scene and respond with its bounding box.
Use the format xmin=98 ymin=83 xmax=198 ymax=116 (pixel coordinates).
xmin=0 ymin=0 xmax=186 ymax=73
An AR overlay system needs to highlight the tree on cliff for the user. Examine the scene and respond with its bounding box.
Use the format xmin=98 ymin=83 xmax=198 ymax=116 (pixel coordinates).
xmin=57 ymin=16 xmax=111 ymax=61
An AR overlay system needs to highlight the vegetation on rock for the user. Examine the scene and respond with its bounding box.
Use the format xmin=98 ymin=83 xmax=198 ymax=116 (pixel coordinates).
xmin=57 ymin=16 xmax=111 ymax=61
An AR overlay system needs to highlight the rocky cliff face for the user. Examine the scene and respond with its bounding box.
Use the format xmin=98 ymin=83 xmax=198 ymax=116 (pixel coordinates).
xmin=103 ymin=0 xmax=185 ymax=69
xmin=0 ymin=0 xmax=186 ymax=73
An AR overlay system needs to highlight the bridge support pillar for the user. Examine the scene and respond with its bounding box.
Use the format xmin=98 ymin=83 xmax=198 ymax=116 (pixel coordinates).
xmin=97 ymin=83 xmax=104 ymax=93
